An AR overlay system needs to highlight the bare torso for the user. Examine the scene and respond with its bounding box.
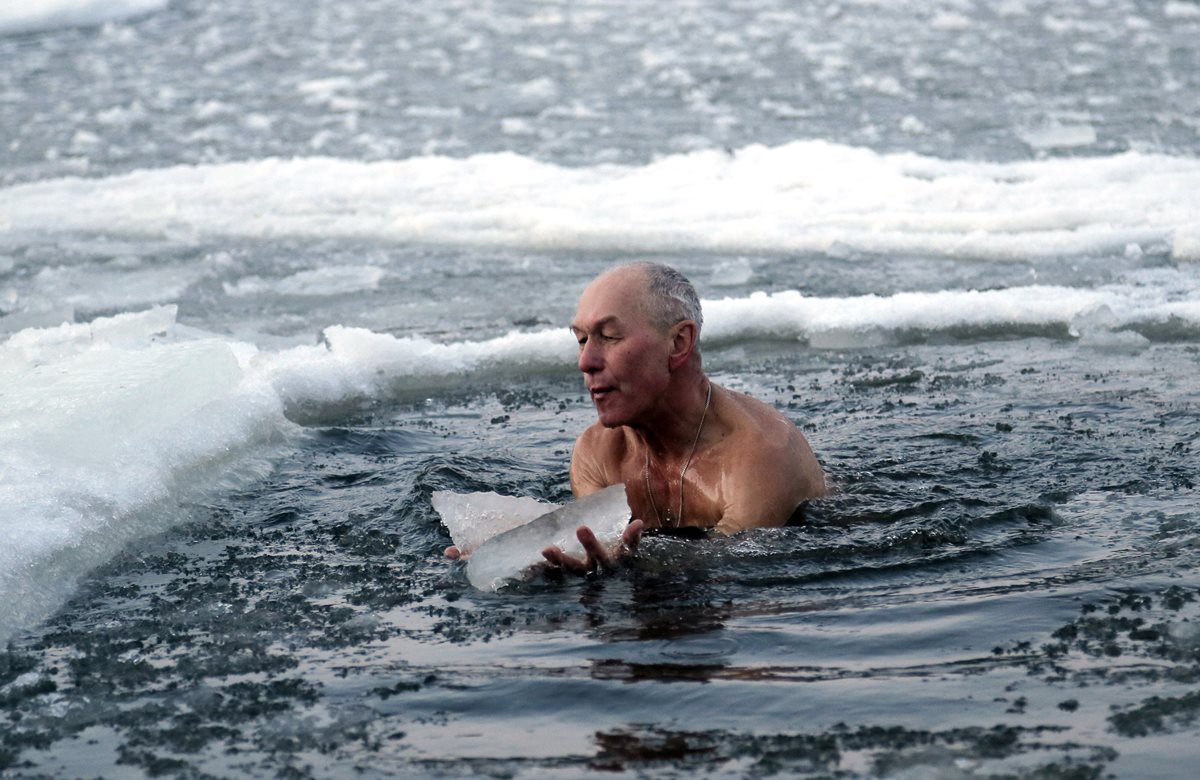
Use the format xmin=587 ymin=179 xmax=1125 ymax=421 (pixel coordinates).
xmin=570 ymin=383 xmax=826 ymax=534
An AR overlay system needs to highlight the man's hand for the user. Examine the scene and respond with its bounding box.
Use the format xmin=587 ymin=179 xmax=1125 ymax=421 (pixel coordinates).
xmin=443 ymin=519 xmax=643 ymax=573
xmin=541 ymin=519 xmax=644 ymax=574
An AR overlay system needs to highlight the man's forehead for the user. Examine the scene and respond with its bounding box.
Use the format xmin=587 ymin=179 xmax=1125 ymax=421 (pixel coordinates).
xmin=573 ymin=286 xmax=644 ymax=332
xmin=570 ymin=313 xmax=620 ymax=333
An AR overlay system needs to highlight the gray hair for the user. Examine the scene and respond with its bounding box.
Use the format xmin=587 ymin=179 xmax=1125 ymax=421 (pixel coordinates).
xmin=628 ymin=262 xmax=703 ymax=335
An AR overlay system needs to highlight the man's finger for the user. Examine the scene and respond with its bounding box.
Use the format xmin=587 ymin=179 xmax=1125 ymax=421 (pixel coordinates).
xmin=543 ymin=545 xmax=590 ymax=575
xmin=576 ymin=525 xmax=611 ymax=569
xmin=622 ymin=519 xmax=644 ymax=552
xmin=444 ymin=545 xmax=462 ymax=560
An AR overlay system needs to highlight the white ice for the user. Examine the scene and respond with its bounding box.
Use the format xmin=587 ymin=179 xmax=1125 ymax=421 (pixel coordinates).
xmin=0 ymin=0 xmax=168 ymax=35
xmin=439 ymin=485 xmax=630 ymax=591
xmin=0 ymin=306 xmax=290 ymax=643
xmin=432 ymin=490 xmax=556 ymax=555
xmin=222 ymin=266 xmax=386 ymax=298
xmin=2 ymin=142 xmax=1198 ymax=262
xmin=701 ymin=284 xmax=1200 ymax=345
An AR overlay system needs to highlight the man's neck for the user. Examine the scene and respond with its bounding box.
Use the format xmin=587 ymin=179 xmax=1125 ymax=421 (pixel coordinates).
xmin=633 ymin=372 xmax=713 ymax=460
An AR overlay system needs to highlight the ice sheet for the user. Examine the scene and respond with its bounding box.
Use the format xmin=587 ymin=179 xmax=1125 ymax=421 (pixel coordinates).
xmin=3 ymin=143 xmax=1199 ymax=262
xmin=0 ymin=306 xmax=289 ymax=642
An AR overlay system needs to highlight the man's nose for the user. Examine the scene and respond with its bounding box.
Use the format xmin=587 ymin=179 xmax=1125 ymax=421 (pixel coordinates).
xmin=578 ymin=339 xmax=602 ymax=373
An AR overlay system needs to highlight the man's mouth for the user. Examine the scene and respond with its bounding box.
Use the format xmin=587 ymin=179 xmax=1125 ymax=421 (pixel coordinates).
xmin=589 ymin=386 xmax=615 ymax=402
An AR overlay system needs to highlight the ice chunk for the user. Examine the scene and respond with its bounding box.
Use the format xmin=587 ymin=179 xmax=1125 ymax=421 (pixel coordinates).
xmin=432 ymin=490 xmax=555 ymax=555
xmin=709 ymin=258 xmax=754 ymax=287
xmin=1017 ymin=123 xmax=1096 ymax=150
xmin=0 ymin=0 xmax=169 ymax=35
xmin=1165 ymin=1 xmax=1200 ymax=19
xmin=464 ymin=485 xmax=630 ymax=591
xmin=1174 ymin=224 xmax=1200 ymax=262
xmin=222 ymin=266 xmax=386 ymax=298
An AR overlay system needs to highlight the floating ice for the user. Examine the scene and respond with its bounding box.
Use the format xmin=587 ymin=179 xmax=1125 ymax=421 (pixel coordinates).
xmin=1165 ymin=1 xmax=1200 ymax=19
xmin=1174 ymin=225 xmax=1200 ymax=262
xmin=32 ymin=260 xmax=201 ymax=311
xmin=433 ymin=486 xmax=631 ymax=591
xmin=1018 ymin=123 xmax=1097 ymax=151
xmin=222 ymin=266 xmax=386 ymax=298
xmin=0 ymin=306 xmax=290 ymax=643
xmin=0 ymin=0 xmax=168 ymax=35
xmin=700 ymin=284 xmax=1200 ymax=346
xmin=709 ymin=258 xmax=754 ymax=287
xmin=3 ymin=142 xmax=1200 ymax=262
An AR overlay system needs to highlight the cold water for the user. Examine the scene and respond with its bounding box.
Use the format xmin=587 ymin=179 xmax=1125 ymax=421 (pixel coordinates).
xmin=1 ymin=0 xmax=1199 ymax=777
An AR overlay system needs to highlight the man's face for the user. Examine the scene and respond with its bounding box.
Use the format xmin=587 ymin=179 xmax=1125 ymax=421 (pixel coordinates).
xmin=570 ymin=270 xmax=671 ymax=428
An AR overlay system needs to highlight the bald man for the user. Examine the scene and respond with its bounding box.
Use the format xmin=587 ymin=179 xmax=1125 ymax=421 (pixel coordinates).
xmin=539 ymin=262 xmax=826 ymax=573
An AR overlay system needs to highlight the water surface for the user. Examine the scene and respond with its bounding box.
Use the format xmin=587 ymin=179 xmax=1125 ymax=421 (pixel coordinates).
xmin=2 ymin=0 xmax=1199 ymax=777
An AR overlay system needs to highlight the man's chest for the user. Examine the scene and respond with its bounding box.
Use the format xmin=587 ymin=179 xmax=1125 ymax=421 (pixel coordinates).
xmin=616 ymin=455 xmax=725 ymax=531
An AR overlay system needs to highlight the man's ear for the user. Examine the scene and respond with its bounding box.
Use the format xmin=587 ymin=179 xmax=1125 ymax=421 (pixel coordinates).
xmin=667 ymin=320 xmax=697 ymax=370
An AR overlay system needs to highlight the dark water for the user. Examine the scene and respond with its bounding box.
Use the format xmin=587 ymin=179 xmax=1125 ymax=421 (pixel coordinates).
xmin=4 ymin=338 xmax=1197 ymax=778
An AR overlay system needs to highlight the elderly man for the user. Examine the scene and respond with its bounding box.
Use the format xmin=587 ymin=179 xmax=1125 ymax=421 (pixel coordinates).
xmin=540 ymin=262 xmax=826 ymax=573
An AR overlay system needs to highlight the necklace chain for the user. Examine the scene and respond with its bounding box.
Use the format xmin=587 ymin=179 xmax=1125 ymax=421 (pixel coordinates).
xmin=643 ymin=381 xmax=712 ymax=528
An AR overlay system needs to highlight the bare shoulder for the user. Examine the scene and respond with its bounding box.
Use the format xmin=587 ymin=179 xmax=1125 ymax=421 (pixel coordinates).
xmin=570 ymin=421 xmax=633 ymax=495
xmin=722 ymin=387 xmax=812 ymax=455
xmin=714 ymin=386 xmax=826 ymax=526
xmin=573 ymin=419 xmax=629 ymax=460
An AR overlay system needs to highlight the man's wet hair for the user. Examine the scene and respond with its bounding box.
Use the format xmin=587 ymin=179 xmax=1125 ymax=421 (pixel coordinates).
xmin=629 ymin=262 xmax=703 ymax=335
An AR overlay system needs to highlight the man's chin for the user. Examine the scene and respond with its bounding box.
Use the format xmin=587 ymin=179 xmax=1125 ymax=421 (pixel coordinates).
xmin=595 ymin=411 xmax=622 ymax=428
xmin=593 ymin=404 xmax=628 ymax=429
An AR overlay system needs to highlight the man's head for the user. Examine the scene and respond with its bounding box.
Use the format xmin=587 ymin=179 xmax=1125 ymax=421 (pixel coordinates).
xmin=570 ymin=263 xmax=703 ymax=427
xmin=635 ymin=262 xmax=704 ymax=337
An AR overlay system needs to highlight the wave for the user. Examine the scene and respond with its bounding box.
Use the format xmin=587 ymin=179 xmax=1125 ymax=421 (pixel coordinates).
xmin=2 ymin=142 xmax=1198 ymax=261
xmin=0 ymin=0 xmax=168 ymax=36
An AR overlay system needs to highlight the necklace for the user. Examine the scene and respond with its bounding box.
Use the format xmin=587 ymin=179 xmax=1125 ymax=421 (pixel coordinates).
xmin=643 ymin=381 xmax=712 ymax=528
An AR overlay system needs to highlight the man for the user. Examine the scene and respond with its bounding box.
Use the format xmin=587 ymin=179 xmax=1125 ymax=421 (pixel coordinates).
xmin=540 ymin=262 xmax=826 ymax=573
